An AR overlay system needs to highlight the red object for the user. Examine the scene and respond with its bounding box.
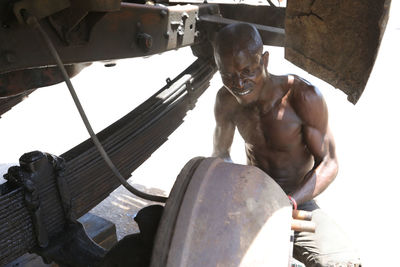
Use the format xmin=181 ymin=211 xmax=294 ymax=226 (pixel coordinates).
xmin=288 ymin=195 xmax=297 ymax=210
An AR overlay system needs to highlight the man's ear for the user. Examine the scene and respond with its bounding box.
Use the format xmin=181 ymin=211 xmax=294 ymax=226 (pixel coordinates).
xmin=262 ymin=51 xmax=269 ymax=71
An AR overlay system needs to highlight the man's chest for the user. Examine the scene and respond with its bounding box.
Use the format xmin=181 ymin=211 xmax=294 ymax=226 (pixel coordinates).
xmin=234 ymin=101 xmax=303 ymax=151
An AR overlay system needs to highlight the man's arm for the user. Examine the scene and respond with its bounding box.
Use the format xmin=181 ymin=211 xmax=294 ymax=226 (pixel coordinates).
xmin=290 ymin=82 xmax=338 ymax=206
xmin=212 ymin=88 xmax=236 ymax=162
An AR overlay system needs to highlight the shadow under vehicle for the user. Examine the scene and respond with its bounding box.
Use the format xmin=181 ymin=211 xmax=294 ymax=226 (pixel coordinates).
xmin=0 ymin=0 xmax=391 ymax=266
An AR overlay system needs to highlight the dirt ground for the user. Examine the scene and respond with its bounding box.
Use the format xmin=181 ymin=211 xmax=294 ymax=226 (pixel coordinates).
xmin=89 ymin=184 xmax=166 ymax=240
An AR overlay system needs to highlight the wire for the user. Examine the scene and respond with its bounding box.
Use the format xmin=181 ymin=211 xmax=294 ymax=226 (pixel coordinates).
xmin=27 ymin=14 xmax=167 ymax=203
xmin=267 ymin=0 xmax=276 ymax=7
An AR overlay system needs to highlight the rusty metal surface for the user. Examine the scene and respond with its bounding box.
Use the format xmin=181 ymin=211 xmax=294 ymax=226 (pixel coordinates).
xmin=1 ymin=0 xmax=390 ymax=103
xmin=292 ymin=209 xmax=312 ymax=221
xmin=219 ymin=4 xmax=285 ymax=29
xmin=169 ymin=0 xmax=273 ymax=4
xmin=199 ymin=14 xmax=285 ymax=47
xmin=152 ymin=157 xmax=292 ymax=267
xmin=151 ymin=157 xmax=205 ymax=266
xmin=47 ymin=0 xmax=121 ymax=45
xmin=285 ymin=0 xmax=391 ymax=104
xmin=0 ymin=58 xmax=216 ymax=266
xmin=291 ymin=219 xmax=315 ymax=233
xmin=0 ymin=64 xmax=89 ymax=98
xmin=0 ymin=89 xmax=35 ymax=118
xmin=0 ymin=3 xmax=217 ymax=74
xmin=13 ymin=0 xmax=70 ymax=25
xmin=190 ymin=3 xmax=281 ymax=59
xmin=74 ymin=0 xmax=121 ymax=12
xmin=166 ymin=4 xmax=199 ymax=50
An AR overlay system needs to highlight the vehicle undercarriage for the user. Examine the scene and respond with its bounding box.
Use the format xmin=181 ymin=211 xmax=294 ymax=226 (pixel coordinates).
xmin=0 ymin=0 xmax=390 ymax=266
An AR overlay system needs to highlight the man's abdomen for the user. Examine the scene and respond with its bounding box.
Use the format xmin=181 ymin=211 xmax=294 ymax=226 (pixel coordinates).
xmin=246 ymin=145 xmax=313 ymax=193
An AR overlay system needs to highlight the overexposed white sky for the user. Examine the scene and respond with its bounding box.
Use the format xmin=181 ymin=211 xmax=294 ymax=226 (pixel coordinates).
xmin=1 ymin=2 xmax=399 ymax=266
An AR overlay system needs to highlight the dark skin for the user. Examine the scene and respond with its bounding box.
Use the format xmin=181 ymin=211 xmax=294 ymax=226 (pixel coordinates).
xmin=212 ymin=30 xmax=338 ymax=206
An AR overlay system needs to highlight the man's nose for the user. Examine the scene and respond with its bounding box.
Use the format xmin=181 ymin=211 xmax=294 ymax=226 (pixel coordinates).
xmin=232 ymin=74 xmax=244 ymax=89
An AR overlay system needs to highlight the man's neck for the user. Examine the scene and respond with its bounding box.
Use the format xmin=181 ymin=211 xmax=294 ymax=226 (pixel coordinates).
xmin=256 ymin=75 xmax=285 ymax=114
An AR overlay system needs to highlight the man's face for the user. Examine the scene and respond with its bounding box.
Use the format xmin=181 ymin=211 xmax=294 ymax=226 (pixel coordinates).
xmin=216 ymin=49 xmax=265 ymax=105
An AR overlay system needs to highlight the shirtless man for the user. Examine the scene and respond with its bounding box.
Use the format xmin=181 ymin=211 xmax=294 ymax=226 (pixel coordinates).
xmin=212 ymin=23 xmax=361 ymax=266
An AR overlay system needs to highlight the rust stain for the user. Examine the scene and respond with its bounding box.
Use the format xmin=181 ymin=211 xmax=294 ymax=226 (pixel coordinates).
xmin=141 ymin=13 xmax=160 ymax=26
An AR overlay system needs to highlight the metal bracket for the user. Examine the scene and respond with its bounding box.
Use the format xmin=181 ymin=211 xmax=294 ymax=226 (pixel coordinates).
xmin=166 ymin=4 xmax=200 ymax=49
xmin=36 ymin=221 xmax=107 ymax=266
xmin=47 ymin=0 xmax=121 ymax=45
xmin=13 ymin=0 xmax=70 ymax=25
xmin=47 ymin=153 xmax=77 ymax=222
xmin=6 ymin=152 xmax=56 ymax=248
xmin=5 ymin=151 xmax=106 ymax=266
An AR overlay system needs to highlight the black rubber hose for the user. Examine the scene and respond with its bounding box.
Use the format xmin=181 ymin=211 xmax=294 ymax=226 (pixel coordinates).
xmin=26 ymin=14 xmax=167 ymax=203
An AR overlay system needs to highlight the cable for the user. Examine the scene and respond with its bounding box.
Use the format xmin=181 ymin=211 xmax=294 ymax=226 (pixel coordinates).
xmin=267 ymin=0 xmax=276 ymax=7
xmin=26 ymin=14 xmax=167 ymax=203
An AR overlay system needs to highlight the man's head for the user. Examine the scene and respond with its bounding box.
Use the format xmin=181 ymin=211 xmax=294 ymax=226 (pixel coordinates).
xmin=214 ymin=23 xmax=269 ymax=105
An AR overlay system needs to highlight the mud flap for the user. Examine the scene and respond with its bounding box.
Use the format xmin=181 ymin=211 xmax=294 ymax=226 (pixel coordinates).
xmin=285 ymin=0 xmax=391 ymax=104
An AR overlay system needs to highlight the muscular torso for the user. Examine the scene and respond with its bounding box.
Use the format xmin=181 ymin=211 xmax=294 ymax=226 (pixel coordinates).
xmin=223 ymin=76 xmax=314 ymax=193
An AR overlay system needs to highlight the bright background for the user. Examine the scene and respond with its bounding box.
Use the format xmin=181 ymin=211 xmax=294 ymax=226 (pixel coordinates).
xmin=1 ymin=2 xmax=399 ymax=266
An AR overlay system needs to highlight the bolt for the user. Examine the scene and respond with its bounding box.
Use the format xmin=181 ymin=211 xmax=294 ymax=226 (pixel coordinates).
xmin=160 ymin=9 xmax=167 ymax=18
xmin=137 ymin=33 xmax=153 ymax=52
xmin=177 ymin=26 xmax=184 ymax=36
xmin=182 ymin=12 xmax=189 ymax=20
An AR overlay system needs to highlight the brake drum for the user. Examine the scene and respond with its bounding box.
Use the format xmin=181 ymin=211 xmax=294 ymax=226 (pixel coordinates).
xmin=151 ymin=157 xmax=292 ymax=267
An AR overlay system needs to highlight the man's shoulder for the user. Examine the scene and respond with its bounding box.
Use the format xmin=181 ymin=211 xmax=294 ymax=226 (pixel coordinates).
xmin=287 ymin=75 xmax=328 ymax=128
xmin=287 ymin=75 xmax=324 ymax=108
xmin=216 ymin=86 xmax=233 ymax=100
xmin=214 ymin=87 xmax=238 ymax=121
xmin=215 ymin=87 xmax=238 ymax=110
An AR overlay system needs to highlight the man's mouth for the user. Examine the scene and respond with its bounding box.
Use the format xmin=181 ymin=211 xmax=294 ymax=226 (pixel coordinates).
xmin=232 ymin=87 xmax=253 ymax=96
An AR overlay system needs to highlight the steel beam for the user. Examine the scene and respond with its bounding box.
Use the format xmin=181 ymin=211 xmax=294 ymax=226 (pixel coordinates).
xmin=0 ymin=3 xmax=217 ymax=74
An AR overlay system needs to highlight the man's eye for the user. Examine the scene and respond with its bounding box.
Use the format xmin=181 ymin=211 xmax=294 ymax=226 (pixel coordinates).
xmin=242 ymin=68 xmax=251 ymax=75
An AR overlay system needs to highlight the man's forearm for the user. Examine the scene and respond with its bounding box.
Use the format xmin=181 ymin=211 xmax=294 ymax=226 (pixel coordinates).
xmin=291 ymin=157 xmax=338 ymax=205
xmin=212 ymin=123 xmax=235 ymax=163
